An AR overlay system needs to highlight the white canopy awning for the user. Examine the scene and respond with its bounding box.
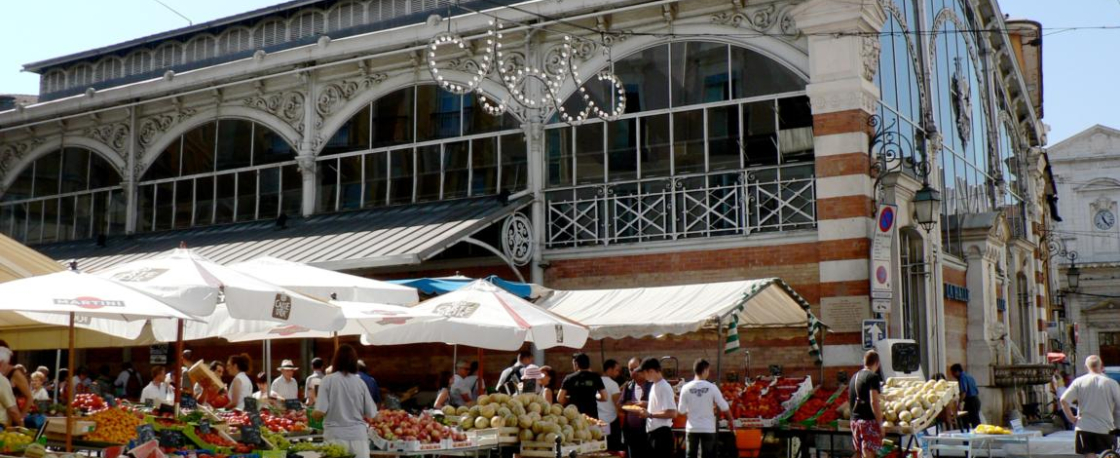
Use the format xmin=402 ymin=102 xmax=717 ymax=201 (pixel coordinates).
xmin=540 ymin=278 xmax=818 ymax=340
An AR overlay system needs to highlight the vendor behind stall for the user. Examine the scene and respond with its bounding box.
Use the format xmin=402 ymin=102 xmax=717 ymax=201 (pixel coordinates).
xmin=950 ymin=363 xmax=981 ymax=429
xmin=272 ymin=360 xmax=300 ymax=402
xmin=141 ymin=366 xmax=171 ymax=406
xmin=0 ymin=347 xmax=23 ymax=427
xmin=227 ymin=354 xmax=253 ymax=410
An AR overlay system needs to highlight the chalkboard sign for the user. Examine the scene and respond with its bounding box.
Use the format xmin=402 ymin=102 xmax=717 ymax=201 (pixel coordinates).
xmin=243 ymin=397 xmax=259 ymax=414
xmin=158 ymin=403 xmax=177 ymax=416
xmin=283 ymin=399 xmax=302 ymax=411
xmin=159 ymin=430 xmax=186 ymax=448
xmin=137 ymin=424 xmax=157 ymax=444
xmin=104 ymin=394 xmax=117 ymax=408
xmin=145 ymin=399 xmax=155 ymax=408
xmin=198 ymin=419 xmax=211 ymax=435
xmin=180 ymin=394 xmax=197 ymax=410
xmin=239 ymin=425 xmax=262 ymax=446
xmin=249 ymin=413 xmax=263 ymax=428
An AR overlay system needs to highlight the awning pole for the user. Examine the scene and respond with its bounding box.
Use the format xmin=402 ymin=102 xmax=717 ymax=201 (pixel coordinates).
xmin=53 ymin=349 xmax=60 ymax=403
xmin=66 ymin=312 xmax=75 ymax=452
xmin=715 ymin=321 xmax=724 ymax=382
xmin=174 ymin=319 xmax=184 ymax=413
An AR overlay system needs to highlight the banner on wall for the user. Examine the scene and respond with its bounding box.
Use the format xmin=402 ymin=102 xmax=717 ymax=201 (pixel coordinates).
xmin=871 ymin=204 xmax=897 ymax=300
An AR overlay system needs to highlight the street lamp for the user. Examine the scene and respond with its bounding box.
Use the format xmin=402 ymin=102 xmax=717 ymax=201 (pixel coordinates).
xmin=1067 ymin=261 xmax=1081 ymax=292
xmin=912 ymin=183 xmax=942 ymax=233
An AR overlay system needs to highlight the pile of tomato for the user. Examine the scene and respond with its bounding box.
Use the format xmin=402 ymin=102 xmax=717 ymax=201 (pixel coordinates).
xmin=814 ymin=389 xmax=850 ymax=426
xmin=790 ymin=388 xmax=835 ymax=422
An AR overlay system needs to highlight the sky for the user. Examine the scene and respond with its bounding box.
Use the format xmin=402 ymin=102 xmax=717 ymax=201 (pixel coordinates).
xmin=0 ymin=0 xmax=1116 ymax=145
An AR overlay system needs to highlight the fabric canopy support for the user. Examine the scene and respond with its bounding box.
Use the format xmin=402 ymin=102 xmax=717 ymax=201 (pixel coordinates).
xmin=389 ymin=275 xmax=534 ymax=299
xmin=541 ymin=278 xmax=820 ymax=340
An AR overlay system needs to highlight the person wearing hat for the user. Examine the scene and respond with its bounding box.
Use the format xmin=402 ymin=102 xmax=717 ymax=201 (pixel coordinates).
xmin=271 ymin=360 xmax=300 ymax=402
xmin=519 ymin=364 xmax=545 ymax=398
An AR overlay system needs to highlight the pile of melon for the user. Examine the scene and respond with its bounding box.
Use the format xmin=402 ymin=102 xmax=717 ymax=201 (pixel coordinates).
xmin=441 ymin=394 xmax=604 ymax=444
xmin=879 ymin=378 xmax=957 ymax=431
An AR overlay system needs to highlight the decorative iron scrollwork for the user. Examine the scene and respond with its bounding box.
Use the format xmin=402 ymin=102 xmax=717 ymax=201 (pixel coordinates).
xmin=868 ymin=114 xmax=929 ymax=209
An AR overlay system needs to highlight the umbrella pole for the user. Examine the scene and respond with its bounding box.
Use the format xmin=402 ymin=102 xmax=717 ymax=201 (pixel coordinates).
xmin=66 ymin=312 xmax=75 ymax=452
xmin=53 ymin=350 xmax=60 ymax=403
xmin=175 ymin=319 xmax=184 ymax=412
xmin=333 ymin=332 xmax=339 ymax=353
xmin=715 ymin=324 xmax=723 ymax=382
xmin=476 ymin=348 xmax=484 ymax=398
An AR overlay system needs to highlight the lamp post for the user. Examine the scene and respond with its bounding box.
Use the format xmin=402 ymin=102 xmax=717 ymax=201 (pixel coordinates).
xmin=912 ymin=183 xmax=942 ymax=233
xmin=1066 ymin=251 xmax=1081 ymax=291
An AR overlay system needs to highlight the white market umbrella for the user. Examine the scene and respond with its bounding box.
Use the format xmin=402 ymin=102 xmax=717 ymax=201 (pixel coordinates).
xmin=363 ymin=279 xmax=589 ymax=351
xmin=0 ymin=268 xmax=193 ymax=450
xmin=169 ymin=301 xmax=445 ymax=343
xmin=230 ymin=257 xmax=420 ymax=305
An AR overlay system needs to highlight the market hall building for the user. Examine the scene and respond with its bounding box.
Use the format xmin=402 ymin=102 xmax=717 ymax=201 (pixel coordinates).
xmin=0 ymin=0 xmax=1060 ymax=422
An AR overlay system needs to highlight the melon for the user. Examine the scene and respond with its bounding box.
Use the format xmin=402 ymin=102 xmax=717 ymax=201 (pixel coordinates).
xmin=490 ymin=416 xmax=505 ymax=428
xmin=898 ymin=410 xmax=913 ymax=422
xmin=442 ymin=406 xmax=457 ymax=416
xmin=475 ymin=417 xmax=490 ymax=429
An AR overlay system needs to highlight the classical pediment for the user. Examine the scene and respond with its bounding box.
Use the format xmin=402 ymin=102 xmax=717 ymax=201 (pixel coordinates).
xmin=1075 ymin=178 xmax=1120 ymax=193
xmin=1050 ymin=124 xmax=1120 ymax=159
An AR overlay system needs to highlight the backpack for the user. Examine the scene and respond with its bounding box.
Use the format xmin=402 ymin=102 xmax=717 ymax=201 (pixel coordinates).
xmin=498 ymin=366 xmax=523 ymax=396
xmin=125 ymin=369 xmax=143 ymax=399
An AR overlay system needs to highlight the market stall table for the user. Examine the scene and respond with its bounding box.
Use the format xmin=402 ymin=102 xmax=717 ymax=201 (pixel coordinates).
xmin=927 ymin=430 xmax=1043 ymax=458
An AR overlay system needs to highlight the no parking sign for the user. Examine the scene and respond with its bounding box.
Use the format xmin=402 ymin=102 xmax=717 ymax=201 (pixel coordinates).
xmin=871 ymin=204 xmax=897 ymax=300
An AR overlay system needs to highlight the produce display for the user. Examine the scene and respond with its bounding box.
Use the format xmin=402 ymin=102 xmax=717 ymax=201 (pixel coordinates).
xmin=445 ymin=393 xmax=604 ymax=446
xmin=722 ymin=377 xmax=812 ymax=421
xmin=0 ymin=428 xmax=35 ymax=452
xmin=215 ymin=410 xmax=250 ymax=427
xmin=814 ymin=389 xmax=850 ymax=426
xmin=973 ymin=424 xmax=1011 ymax=435
xmin=879 ymin=378 xmax=957 ymax=432
xmin=370 ymin=409 xmax=465 ymax=443
xmin=196 ymin=431 xmax=236 ymax=448
xmin=71 ymin=394 xmax=108 ymax=412
xmin=789 ymin=388 xmax=835 ymax=423
xmin=86 ymin=405 xmax=144 ymax=444
xmin=289 ymin=442 xmax=351 ymax=458
xmin=260 ymin=408 xmax=309 ymax=433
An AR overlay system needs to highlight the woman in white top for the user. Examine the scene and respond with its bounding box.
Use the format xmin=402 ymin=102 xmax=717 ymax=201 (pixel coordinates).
xmin=29 ymin=371 xmax=49 ymax=402
xmin=252 ymin=372 xmax=280 ymax=410
xmin=226 ymin=354 xmax=254 ymax=411
xmin=140 ymin=366 xmax=171 ymax=406
xmin=312 ymin=345 xmax=377 ymax=458
xmin=433 ymin=371 xmax=454 ymax=409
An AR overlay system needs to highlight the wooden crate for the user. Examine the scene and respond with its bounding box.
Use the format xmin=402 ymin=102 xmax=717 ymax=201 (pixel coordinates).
xmin=520 ymin=441 xmax=579 ymax=457
xmin=497 ymin=427 xmax=520 ymax=445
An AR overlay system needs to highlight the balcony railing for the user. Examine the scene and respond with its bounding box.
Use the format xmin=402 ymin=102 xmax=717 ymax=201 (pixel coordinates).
xmin=545 ymin=164 xmax=816 ymax=248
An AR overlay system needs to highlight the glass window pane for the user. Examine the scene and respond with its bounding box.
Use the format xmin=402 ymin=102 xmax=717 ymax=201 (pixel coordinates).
xmin=547 ymin=128 xmax=573 ymax=187
xmin=501 ymin=134 xmax=528 ymax=193
xmin=607 ymin=119 xmax=638 ymax=181
xmin=416 ymin=86 xmax=461 ymax=141
xmin=236 ymin=171 xmax=257 ymax=221
xmin=144 ymin=137 xmax=181 ymax=181
xmin=173 ymin=180 xmax=192 ymax=229
xmin=671 ymin=42 xmax=729 ymax=107
xmin=0 ymin=205 xmax=11 ymax=238
xmin=89 ymin=193 xmax=105 ymax=238
xmin=416 ymin=146 xmax=442 ymax=202
xmin=673 ymin=110 xmax=706 ymax=174
xmin=471 ymin=137 xmax=498 ymax=196
xmin=364 ymin=153 xmax=388 ymax=208
xmin=444 ymin=142 xmax=469 ymax=199
xmin=33 ymin=151 xmax=61 ymax=198
xmin=321 ymin=105 xmax=371 ymax=156
xmin=216 ymin=120 xmax=254 ymax=171
xmin=779 ymin=96 xmax=814 ymax=163
xmin=614 ymin=44 xmax=670 ymax=113
xmin=338 ymin=155 xmax=363 ymax=210
xmin=258 ymin=167 xmax=281 ymax=219
xmin=25 ymin=201 xmax=42 ymax=243
xmin=708 ymin=105 xmax=741 ymax=171
xmin=731 ymin=46 xmax=805 ymax=99
xmin=318 ymin=158 xmax=339 ymax=212
xmin=195 ymin=176 xmax=214 ymax=225
xmin=372 ymin=88 xmax=414 ymax=148
xmin=42 ymin=199 xmax=61 ymax=243
xmin=108 ymin=189 xmax=126 ymax=236
xmin=640 ymin=114 xmax=671 ymax=178
xmin=465 ymin=97 xmax=518 ymax=135
xmin=155 ymin=182 xmax=174 ymax=231
xmin=575 ymin=123 xmax=605 ymax=185
xmin=75 ymin=194 xmax=93 ymax=239
xmin=214 ymin=174 xmax=235 ymax=224
xmin=389 ymin=149 xmax=414 ymax=205
xmin=5 ymin=172 xmax=33 ymax=202
xmin=281 ymin=165 xmax=302 ymax=217
xmin=254 ymin=124 xmax=296 ymax=165
xmin=181 ymin=122 xmax=217 ymax=176
xmin=742 ymin=101 xmax=778 ymax=166
xmin=88 ymin=153 xmax=118 ymax=189
xmin=137 ymin=185 xmax=154 ymax=232
xmin=559 ymin=77 xmax=612 ymax=123
xmin=60 ymin=148 xmax=90 ymax=194
xmin=53 ymin=197 xmax=73 ymax=242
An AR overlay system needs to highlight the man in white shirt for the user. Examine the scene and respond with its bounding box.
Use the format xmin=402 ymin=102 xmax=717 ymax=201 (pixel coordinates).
xmin=597 ymin=359 xmax=623 ymax=451
xmin=1061 ymin=355 xmax=1120 ymax=458
xmin=635 ymin=357 xmax=677 ymax=456
xmin=678 ymin=359 xmax=735 ymax=458
xmin=140 ymin=366 xmax=171 ymax=406
xmin=271 ymin=360 xmax=300 ymax=402
xmin=306 ymin=358 xmax=325 ymax=405
xmin=0 ymin=348 xmax=23 ymax=427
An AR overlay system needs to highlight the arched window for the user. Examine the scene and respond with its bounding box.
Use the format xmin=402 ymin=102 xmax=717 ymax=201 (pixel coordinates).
xmin=254 ymin=19 xmax=288 ymax=49
xmin=154 ymin=42 xmax=184 ymax=69
xmin=220 ymin=27 xmax=254 ymax=55
xmin=316 ymin=85 xmax=524 ymax=211
xmin=137 ymin=120 xmax=300 ymax=232
xmin=69 ymin=64 xmax=93 ymax=89
xmin=544 ymin=42 xmax=810 ymax=247
xmin=126 ymin=51 xmax=153 ymax=77
xmin=0 ymin=148 xmax=124 ymax=244
xmin=290 ymin=11 xmax=326 ymax=40
xmin=185 ymin=35 xmax=217 ymax=63
xmin=327 ymin=1 xmax=363 ymax=32
xmin=876 ymin=0 xmax=925 ymax=169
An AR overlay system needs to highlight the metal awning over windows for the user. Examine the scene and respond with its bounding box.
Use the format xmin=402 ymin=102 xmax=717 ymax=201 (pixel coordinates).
xmin=38 ymin=197 xmax=529 ymax=272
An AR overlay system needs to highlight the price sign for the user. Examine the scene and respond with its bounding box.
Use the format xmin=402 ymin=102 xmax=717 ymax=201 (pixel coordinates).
xmin=239 ymin=425 xmax=262 ymax=447
xmin=136 ymin=424 xmax=157 ymax=444
xmin=157 ymin=403 xmax=177 ymax=416
xmin=198 ymin=419 xmax=212 ymax=435
xmin=249 ymin=412 xmax=263 ymax=428
xmin=284 ymin=399 xmax=303 ymax=411
xmin=103 ymin=394 xmax=117 ymax=408
xmin=243 ymin=397 xmax=259 ymax=414
xmin=159 ymin=430 xmax=185 ymax=448
xmin=144 ymin=399 xmax=155 ymax=408
xmin=180 ymin=393 xmax=198 ymax=410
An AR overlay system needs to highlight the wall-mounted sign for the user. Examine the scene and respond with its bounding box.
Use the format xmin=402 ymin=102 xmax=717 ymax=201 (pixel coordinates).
xmin=871 ymin=204 xmax=897 ymax=300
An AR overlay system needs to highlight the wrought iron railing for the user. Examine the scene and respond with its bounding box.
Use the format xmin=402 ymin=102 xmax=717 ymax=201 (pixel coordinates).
xmin=545 ymin=164 xmax=816 ymax=248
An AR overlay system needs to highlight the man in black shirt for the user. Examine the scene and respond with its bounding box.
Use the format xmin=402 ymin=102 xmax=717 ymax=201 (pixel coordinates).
xmin=620 ymin=357 xmax=652 ymax=458
xmin=557 ymin=353 xmax=607 ymax=418
xmin=849 ymin=350 xmax=884 ymax=458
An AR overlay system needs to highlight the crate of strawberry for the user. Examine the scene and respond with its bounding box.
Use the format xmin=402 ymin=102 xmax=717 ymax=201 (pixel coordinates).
xmin=788 ymin=387 xmax=831 ymax=425
xmin=814 ymin=389 xmax=851 ymax=430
